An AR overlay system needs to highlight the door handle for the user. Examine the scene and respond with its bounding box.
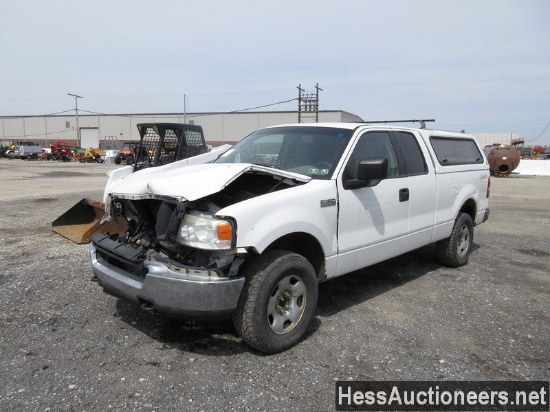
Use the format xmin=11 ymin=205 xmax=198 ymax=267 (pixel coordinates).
xmin=399 ymin=188 xmax=409 ymax=202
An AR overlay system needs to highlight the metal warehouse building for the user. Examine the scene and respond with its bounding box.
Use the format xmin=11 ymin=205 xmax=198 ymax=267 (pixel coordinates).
xmin=0 ymin=110 xmax=363 ymax=149
xmin=470 ymin=133 xmax=520 ymax=147
xmin=1 ymin=110 xmax=517 ymax=149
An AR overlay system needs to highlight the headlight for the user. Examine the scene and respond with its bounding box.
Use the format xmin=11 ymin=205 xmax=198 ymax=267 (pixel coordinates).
xmin=176 ymin=211 xmax=233 ymax=250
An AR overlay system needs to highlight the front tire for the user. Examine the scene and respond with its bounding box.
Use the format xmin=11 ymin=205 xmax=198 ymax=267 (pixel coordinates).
xmin=436 ymin=212 xmax=474 ymax=267
xmin=233 ymin=250 xmax=318 ymax=354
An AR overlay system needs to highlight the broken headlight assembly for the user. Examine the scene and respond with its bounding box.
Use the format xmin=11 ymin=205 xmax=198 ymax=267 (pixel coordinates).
xmin=176 ymin=211 xmax=234 ymax=250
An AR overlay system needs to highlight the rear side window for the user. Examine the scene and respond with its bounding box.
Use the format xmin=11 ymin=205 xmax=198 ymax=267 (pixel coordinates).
xmin=396 ymin=132 xmax=427 ymax=175
xmin=430 ymin=137 xmax=484 ymax=165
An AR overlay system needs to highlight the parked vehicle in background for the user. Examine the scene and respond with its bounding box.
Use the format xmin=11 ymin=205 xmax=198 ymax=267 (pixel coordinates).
xmin=114 ymin=141 xmax=146 ymax=165
xmin=8 ymin=142 xmax=44 ymax=159
xmin=90 ymin=123 xmax=490 ymax=353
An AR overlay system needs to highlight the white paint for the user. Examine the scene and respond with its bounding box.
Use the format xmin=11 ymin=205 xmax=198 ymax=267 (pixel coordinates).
xmin=514 ymin=160 xmax=550 ymax=176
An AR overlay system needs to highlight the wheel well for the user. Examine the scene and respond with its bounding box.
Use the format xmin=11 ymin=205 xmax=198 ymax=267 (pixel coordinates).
xmin=460 ymin=199 xmax=476 ymax=221
xmin=264 ymin=233 xmax=325 ymax=280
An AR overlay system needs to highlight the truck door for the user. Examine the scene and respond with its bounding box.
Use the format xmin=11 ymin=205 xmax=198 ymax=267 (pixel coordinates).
xmin=335 ymin=130 xmax=409 ymax=276
xmin=393 ymin=131 xmax=437 ymax=250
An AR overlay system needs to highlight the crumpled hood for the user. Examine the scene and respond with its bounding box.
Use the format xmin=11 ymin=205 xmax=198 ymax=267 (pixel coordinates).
xmin=108 ymin=163 xmax=311 ymax=201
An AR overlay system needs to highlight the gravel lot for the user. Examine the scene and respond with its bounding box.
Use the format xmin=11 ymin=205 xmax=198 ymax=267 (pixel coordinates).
xmin=0 ymin=159 xmax=548 ymax=411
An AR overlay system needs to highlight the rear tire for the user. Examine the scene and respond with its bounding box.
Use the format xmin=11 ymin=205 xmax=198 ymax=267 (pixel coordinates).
xmin=125 ymin=154 xmax=134 ymax=165
xmin=436 ymin=212 xmax=474 ymax=267
xmin=233 ymin=250 xmax=318 ymax=354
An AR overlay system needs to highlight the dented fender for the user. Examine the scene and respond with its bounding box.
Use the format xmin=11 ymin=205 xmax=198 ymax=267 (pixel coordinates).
xmin=217 ymin=179 xmax=339 ymax=268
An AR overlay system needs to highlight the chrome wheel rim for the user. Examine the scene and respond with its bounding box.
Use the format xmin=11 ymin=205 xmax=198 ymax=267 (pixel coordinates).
xmin=267 ymin=274 xmax=307 ymax=335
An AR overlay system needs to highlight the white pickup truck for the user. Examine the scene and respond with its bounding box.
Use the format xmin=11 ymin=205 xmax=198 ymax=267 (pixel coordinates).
xmin=90 ymin=123 xmax=490 ymax=353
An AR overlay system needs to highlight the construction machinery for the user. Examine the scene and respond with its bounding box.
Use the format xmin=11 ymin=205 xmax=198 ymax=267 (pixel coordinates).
xmin=520 ymin=146 xmax=533 ymax=159
xmin=74 ymin=148 xmax=106 ymax=163
xmin=47 ymin=141 xmax=73 ymax=161
xmin=533 ymin=146 xmax=549 ymax=156
xmin=52 ymin=123 xmax=208 ymax=243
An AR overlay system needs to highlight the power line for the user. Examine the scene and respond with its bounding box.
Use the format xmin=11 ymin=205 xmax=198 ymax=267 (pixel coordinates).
xmin=45 ymin=109 xmax=75 ymax=116
xmin=79 ymin=109 xmax=108 ymax=115
xmin=229 ymin=98 xmax=298 ymax=113
xmin=2 ymin=94 xmax=299 ymax=120
xmin=526 ymin=120 xmax=550 ymax=142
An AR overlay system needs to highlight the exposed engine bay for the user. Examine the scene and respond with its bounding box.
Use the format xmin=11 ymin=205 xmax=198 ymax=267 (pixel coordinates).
xmin=93 ymin=171 xmax=305 ymax=278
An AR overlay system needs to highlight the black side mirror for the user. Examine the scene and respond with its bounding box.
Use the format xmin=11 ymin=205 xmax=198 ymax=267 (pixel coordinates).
xmin=345 ymin=157 xmax=388 ymax=189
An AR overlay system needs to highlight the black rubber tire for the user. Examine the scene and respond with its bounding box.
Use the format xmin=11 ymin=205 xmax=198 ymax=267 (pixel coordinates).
xmin=114 ymin=156 xmax=121 ymax=165
xmin=232 ymin=250 xmax=318 ymax=354
xmin=125 ymin=154 xmax=134 ymax=165
xmin=436 ymin=212 xmax=474 ymax=267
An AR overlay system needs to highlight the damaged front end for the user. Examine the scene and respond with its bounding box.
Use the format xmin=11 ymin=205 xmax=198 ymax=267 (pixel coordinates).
xmin=97 ymin=194 xmax=242 ymax=276
xmin=90 ymin=193 xmax=246 ymax=319
xmin=90 ymin=166 xmax=307 ymax=319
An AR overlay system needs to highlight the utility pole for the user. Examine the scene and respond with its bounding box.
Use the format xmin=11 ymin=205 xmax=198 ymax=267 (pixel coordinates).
xmin=297 ymin=84 xmax=304 ymax=123
xmin=68 ymin=93 xmax=83 ymax=146
xmin=297 ymin=83 xmax=322 ymax=123
xmin=183 ymin=94 xmax=187 ymax=124
xmin=314 ymin=83 xmax=322 ymax=123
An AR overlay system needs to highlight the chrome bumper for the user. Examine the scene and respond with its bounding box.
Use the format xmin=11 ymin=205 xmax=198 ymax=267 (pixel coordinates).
xmin=89 ymin=245 xmax=245 ymax=320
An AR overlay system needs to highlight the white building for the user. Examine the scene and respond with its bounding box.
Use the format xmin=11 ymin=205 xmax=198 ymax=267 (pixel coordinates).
xmin=0 ymin=111 xmax=519 ymax=150
xmin=0 ymin=110 xmax=363 ymax=149
xmin=471 ymin=133 xmax=520 ymax=147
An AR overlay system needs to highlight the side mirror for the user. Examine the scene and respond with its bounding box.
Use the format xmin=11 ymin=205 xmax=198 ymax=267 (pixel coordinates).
xmin=345 ymin=157 xmax=388 ymax=189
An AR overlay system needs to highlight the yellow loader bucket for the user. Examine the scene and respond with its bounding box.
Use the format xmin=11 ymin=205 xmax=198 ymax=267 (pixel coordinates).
xmin=52 ymin=198 xmax=127 ymax=244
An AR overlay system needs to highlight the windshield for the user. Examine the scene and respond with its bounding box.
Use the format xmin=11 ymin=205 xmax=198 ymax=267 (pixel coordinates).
xmin=215 ymin=126 xmax=353 ymax=179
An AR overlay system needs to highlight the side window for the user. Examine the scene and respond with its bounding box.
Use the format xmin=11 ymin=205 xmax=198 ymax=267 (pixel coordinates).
xmin=396 ymin=132 xmax=428 ymax=175
xmin=345 ymin=131 xmax=400 ymax=179
xmin=430 ymin=137 xmax=484 ymax=165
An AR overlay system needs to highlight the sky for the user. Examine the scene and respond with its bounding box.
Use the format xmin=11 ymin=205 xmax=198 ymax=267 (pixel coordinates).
xmin=1 ymin=0 xmax=549 ymax=144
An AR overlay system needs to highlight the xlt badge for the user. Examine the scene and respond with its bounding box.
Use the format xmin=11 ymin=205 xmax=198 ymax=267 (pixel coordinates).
xmin=320 ymin=198 xmax=337 ymax=208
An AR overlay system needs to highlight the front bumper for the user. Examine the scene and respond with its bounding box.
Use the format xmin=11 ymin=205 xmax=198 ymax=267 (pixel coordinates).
xmin=89 ymin=245 xmax=245 ymax=320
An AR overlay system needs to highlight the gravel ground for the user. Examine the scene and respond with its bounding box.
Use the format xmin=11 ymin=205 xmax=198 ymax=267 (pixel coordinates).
xmin=0 ymin=159 xmax=548 ymax=411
